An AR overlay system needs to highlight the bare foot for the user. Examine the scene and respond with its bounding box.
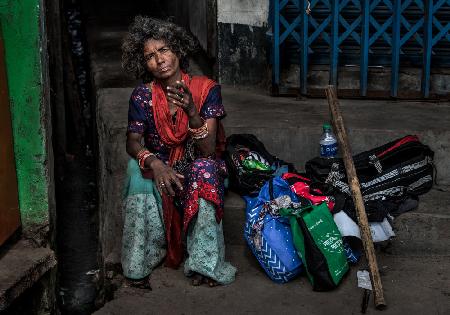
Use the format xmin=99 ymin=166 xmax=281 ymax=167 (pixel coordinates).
xmin=190 ymin=273 xmax=220 ymax=287
xmin=206 ymin=278 xmax=219 ymax=287
xmin=125 ymin=277 xmax=152 ymax=290
xmin=191 ymin=273 xmax=205 ymax=286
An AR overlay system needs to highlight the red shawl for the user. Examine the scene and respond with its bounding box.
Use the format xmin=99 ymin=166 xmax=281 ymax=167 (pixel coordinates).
xmin=147 ymin=72 xmax=224 ymax=268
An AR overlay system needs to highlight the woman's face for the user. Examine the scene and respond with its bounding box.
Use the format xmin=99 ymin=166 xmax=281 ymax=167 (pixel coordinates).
xmin=143 ymin=39 xmax=180 ymax=81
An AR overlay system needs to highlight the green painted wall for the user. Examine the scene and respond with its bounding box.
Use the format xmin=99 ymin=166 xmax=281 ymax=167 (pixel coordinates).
xmin=0 ymin=0 xmax=50 ymax=226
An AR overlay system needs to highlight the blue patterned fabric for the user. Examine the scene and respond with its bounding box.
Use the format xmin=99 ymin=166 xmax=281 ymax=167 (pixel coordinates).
xmin=121 ymin=160 xmax=166 ymax=279
xmin=184 ymin=198 xmax=237 ymax=284
xmin=244 ymin=177 xmax=303 ymax=283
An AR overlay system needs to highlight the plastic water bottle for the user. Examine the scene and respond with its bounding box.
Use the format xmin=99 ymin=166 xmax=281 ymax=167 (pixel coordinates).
xmin=320 ymin=123 xmax=338 ymax=158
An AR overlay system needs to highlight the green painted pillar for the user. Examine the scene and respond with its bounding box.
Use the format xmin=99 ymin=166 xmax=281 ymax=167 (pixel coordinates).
xmin=0 ymin=0 xmax=52 ymax=227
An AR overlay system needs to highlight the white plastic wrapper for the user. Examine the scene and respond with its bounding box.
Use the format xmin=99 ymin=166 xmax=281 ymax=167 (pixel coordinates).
xmin=334 ymin=211 xmax=361 ymax=238
xmin=333 ymin=211 xmax=395 ymax=242
xmin=357 ymin=270 xmax=373 ymax=290
xmin=370 ymin=218 xmax=395 ymax=242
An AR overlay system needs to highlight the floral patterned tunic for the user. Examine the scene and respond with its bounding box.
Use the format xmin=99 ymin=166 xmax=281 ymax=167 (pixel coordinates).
xmin=127 ymin=83 xmax=227 ymax=230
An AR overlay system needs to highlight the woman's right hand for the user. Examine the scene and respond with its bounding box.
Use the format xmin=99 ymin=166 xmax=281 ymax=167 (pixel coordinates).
xmin=150 ymin=159 xmax=184 ymax=196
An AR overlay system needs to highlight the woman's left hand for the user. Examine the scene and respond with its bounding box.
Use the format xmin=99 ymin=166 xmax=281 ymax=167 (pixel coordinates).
xmin=166 ymin=80 xmax=197 ymax=117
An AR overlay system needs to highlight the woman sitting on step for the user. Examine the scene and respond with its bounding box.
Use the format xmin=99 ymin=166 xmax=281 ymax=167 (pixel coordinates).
xmin=121 ymin=16 xmax=236 ymax=288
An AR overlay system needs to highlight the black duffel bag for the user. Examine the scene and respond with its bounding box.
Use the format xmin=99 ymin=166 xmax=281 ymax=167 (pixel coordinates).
xmin=224 ymin=134 xmax=296 ymax=196
xmin=305 ymin=135 xmax=434 ymax=203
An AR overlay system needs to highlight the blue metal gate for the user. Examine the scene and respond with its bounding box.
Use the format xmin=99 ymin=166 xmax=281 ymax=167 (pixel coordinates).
xmin=271 ymin=0 xmax=450 ymax=98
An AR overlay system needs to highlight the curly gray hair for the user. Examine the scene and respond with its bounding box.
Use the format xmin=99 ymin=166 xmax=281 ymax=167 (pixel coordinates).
xmin=122 ymin=16 xmax=198 ymax=82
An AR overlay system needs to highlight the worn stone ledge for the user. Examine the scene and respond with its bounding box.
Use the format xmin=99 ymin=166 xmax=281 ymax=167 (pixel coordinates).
xmin=0 ymin=240 xmax=56 ymax=311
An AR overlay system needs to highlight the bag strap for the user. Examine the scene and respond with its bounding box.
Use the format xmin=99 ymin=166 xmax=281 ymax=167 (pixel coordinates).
xmin=369 ymin=154 xmax=383 ymax=174
xmin=376 ymin=135 xmax=419 ymax=158
xmin=325 ymin=162 xmax=344 ymax=184
xmin=281 ymin=203 xmax=315 ymax=218
xmin=300 ymin=204 xmax=314 ymax=213
xmin=269 ymin=178 xmax=274 ymax=200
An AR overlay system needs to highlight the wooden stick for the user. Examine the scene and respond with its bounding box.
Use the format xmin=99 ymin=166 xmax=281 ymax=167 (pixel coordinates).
xmin=325 ymin=86 xmax=387 ymax=310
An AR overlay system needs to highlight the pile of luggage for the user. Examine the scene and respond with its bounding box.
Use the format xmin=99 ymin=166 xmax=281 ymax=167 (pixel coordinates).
xmin=224 ymin=134 xmax=434 ymax=290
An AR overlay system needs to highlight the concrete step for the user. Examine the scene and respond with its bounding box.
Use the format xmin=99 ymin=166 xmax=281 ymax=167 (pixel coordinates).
xmin=386 ymin=186 xmax=450 ymax=256
xmin=86 ymin=25 xmax=138 ymax=89
xmin=221 ymin=191 xmax=246 ymax=246
xmin=94 ymin=244 xmax=450 ymax=315
xmin=222 ymin=186 xmax=450 ymax=256
xmin=0 ymin=240 xmax=56 ymax=312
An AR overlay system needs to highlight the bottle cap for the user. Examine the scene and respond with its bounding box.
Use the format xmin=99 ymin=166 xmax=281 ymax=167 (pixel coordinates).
xmin=323 ymin=123 xmax=332 ymax=130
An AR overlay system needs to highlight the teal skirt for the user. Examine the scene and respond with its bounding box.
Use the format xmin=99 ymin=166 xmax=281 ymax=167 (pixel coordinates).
xmin=121 ymin=160 xmax=236 ymax=284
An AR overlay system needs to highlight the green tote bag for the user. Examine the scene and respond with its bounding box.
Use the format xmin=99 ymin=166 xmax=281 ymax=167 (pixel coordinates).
xmin=281 ymin=202 xmax=349 ymax=291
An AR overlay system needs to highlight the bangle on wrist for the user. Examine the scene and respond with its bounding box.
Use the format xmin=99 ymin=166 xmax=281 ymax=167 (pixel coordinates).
xmin=136 ymin=148 xmax=155 ymax=170
xmin=188 ymin=118 xmax=208 ymax=140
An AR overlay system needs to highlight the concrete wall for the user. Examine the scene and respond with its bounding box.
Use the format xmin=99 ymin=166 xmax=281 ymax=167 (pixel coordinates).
xmin=216 ymin=0 xmax=270 ymax=86
xmin=169 ymin=0 xmax=270 ymax=86
xmin=0 ymin=0 xmax=54 ymax=228
xmin=217 ymin=0 xmax=269 ymax=27
xmin=174 ymin=0 xmax=217 ymax=60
